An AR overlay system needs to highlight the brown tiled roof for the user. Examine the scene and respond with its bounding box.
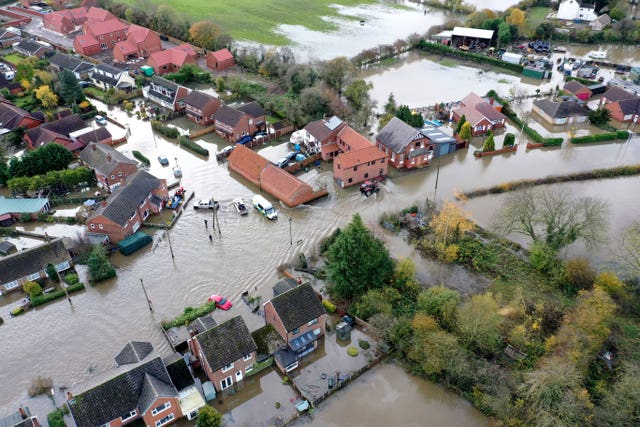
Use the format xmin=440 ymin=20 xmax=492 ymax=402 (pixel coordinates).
xmin=564 ymin=80 xmax=589 ymax=94
xmin=213 ymin=105 xmax=244 ymax=127
xmin=337 ymin=125 xmax=371 ymax=150
xmin=603 ymin=86 xmax=638 ymax=103
xmin=303 ymin=116 xmax=344 ymax=142
xmin=461 ymin=91 xmax=485 ymax=107
xmin=88 ymin=19 xmax=128 ymax=37
xmin=209 ymin=48 xmax=233 ymax=63
xmin=183 ymin=91 xmax=216 ymax=110
xmin=227 ymin=144 xmax=268 ymax=185
xmin=336 ymin=145 xmax=386 ymax=169
xmin=453 ymin=105 xmax=488 ymax=126
xmin=475 ymin=102 xmax=507 ymax=121
xmin=237 ymin=101 xmax=265 ymax=118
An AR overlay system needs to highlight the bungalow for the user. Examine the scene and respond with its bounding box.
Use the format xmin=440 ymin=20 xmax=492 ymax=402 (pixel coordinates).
xmin=563 ymin=80 xmax=592 ymax=101
xmin=90 ymin=63 xmax=135 ymax=91
xmin=183 ymin=91 xmax=221 ymax=125
xmin=23 ymin=113 xmax=97 ymax=151
xmin=113 ymin=24 xmax=162 ymax=62
xmin=189 ymin=316 xmax=258 ymax=392
xmin=299 ymin=116 xmax=347 ymax=160
xmin=86 ymin=170 xmax=168 ymax=243
xmin=0 ymin=240 xmax=17 ymax=255
xmin=237 ymin=101 xmax=266 ymax=134
xmin=0 ymin=408 xmax=39 ymax=427
xmin=79 ymin=142 xmax=138 ymax=190
xmin=48 ymin=52 xmax=94 ymax=80
xmin=147 ymin=44 xmax=197 ymax=76
xmin=0 ymin=99 xmax=44 ymax=132
xmin=67 ymin=355 xmax=182 ymax=427
xmin=212 ymin=105 xmax=250 ymax=141
xmin=227 ymin=145 xmax=328 ymax=207
xmin=590 ymin=13 xmax=611 ymax=31
xmin=452 ymin=92 xmax=507 ymax=136
xmin=12 ymin=39 xmax=52 ymax=59
xmin=264 ymin=283 xmax=327 ymax=373
xmin=0 ymin=238 xmax=72 ymax=295
xmin=143 ymin=76 xmax=190 ymax=111
xmin=376 ymin=117 xmax=434 ymax=169
xmin=532 ymin=98 xmax=589 ymax=125
xmin=206 ymin=48 xmax=234 ymax=71
xmin=333 ymin=125 xmax=388 ymax=188
xmin=599 ymin=86 xmax=640 ymax=122
xmin=73 ymin=19 xmax=129 ymax=56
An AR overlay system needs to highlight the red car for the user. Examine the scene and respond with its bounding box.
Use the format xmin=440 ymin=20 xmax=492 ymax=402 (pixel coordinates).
xmin=208 ymin=294 xmax=232 ymax=310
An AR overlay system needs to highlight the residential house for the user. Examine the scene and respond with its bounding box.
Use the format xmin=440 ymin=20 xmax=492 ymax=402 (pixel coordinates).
xmin=212 ymin=105 xmax=250 ymax=141
xmin=163 ymin=353 xmax=206 ymax=420
xmin=608 ymin=78 xmax=640 ymax=96
xmin=0 ymin=74 xmax=23 ymax=95
xmin=557 ymin=0 xmax=597 ymax=21
xmin=563 ymin=80 xmax=592 ymax=100
xmin=67 ymin=356 xmax=182 ymax=427
xmin=12 ymin=39 xmax=52 ymax=58
xmin=264 ymin=283 xmax=327 ymax=373
xmin=147 ymin=44 xmax=197 ymax=76
xmin=48 ymin=52 xmax=94 ymax=79
xmin=75 ymin=127 xmax=113 ymax=147
xmin=452 ymin=92 xmax=507 ymax=136
xmin=237 ymin=101 xmax=266 ymax=134
xmin=299 ymin=116 xmax=347 ymax=160
xmin=43 ymin=6 xmax=115 ymax=34
xmin=227 ymin=145 xmax=328 ymax=207
xmin=43 ymin=12 xmax=74 ymax=34
xmin=376 ymin=117 xmax=435 ymax=169
xmin=333 ymin=125 xmax=388 ymax=187
xmin=73 ymin=18 xmax=129 ymax=56
xmin=0 ymin=197 xmax=51 ymax=220
xmin=23 ymin=113 xmax=104 ymax=151
xmin=0 ymin=99 xmax=44 ymax=132
xmin=0 ymin=240 xmax=17 ymax=255
xmin=532 ymin=98 xmax=589 ymax=125
xmin=590 ymin=13 xmax=611 ymax=31
xmin=599 ymin=86 xmax=640 ymax=122
xmin=79 ymin=142 xmax=138 ymax=190
xmin=0 ymin=28 xmax=21 ymax=48
xmin=113 ymin=24 xmax=162 ymax=62
xmin=143 ymin=76 xmax=190 ymax=111
xmin=0 ymin=408 xmax=40 ymax=427
xmin=190 ymin=316 xmax=258 ymax=392
xmin=206 ymin=48 xmax=234 ymax=71
xmin=90 ymin=63 xmax=135 ymax=91
xmin=85 ymin=170 xmax=168 ymax=243
xmin=183 ymin=91 xmax=221 ymax=125
xmin=0 ymin=238 xmax=72 ymax=295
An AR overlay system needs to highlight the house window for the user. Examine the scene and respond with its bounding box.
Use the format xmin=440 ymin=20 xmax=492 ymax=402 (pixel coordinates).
xmin=243 ymin=354 xmax=252 ymax=362
xmin=99 ymin=423 xmax=110 ymax=427
xmin=142 ymin=209 xmax=150 ymax=220
xmin=100 ymin=43 xmax=107 ymax=49
xmin=337 ymin=164 xmax=340 ymax=169
xmin=221 ymin=362 xmax=234 ymax=373
xmin=292 ymin=328 xmax=299 ymax=335
xmin=4 ymin=280 xmax=19 ymax=290
xmin=348 ymin=178 xmax=353 ymax=183
xmin=111 ymin=175 xmax=115 ymax=180
xmin=155 ymin=414 xmax=175 ymax=427
xmin=90 ymin=224 xmax=95 ymax=229
xmin=415 ymin=142 xmax=420 ymax=148
xmin=353 ymin=166 xmax=358 ymax=171
xmin=27 ymin=272 xmax=40 ymax=281
xmin=307 ymin=318 xmax=318 ymax=326
xmin=151 ymin=402 xmax=171 ymax=416
xmin=245 ymin=364 xmax=254 ymax=373
xmin=118 ymin=172 xmax=122 ymax=177
xmin=220 ymin=376 xmax=233 ymax=390
xmin=121 ymin=410 xmax=137 ymax=422
xmin=364 ymin=173 xmax=369 ymax=179
xmin=99 ymin=224 xmax=104 ymax=230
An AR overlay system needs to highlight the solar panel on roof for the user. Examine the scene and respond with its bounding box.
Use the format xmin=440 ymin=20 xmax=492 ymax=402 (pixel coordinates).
xmin=325 ymin=116 xmax=343 ymax=130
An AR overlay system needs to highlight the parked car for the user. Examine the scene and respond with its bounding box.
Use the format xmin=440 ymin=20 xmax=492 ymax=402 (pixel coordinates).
xmin=79 ymin=81 xmax=91 ymax=88
xmin=236 ymin=135 xmax=253 ymax=145
xmin=193 ymin=199 xmax=219 ymax=210
xmin=158 ymin=155 xmax=169 ymax=166
xmin=95 ymin=115 xmax=107 ymax=126
xmin=276 ymin=157 xmax=290 ymax=168
xmin=220 ymin=146 xmax=234 ymax=157
xmin=252 ymin=194 xmax=277 ymax=220
xmin=208 ymin=294 xmax=232 ymax=310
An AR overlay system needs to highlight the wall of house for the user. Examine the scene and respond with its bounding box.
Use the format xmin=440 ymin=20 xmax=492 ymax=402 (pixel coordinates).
xmin=193 ymin=336 xmax=257 ymax=392
xmin=207 ymin=56 xmax=235 ymax=71
xmin=18 ymin=116 xmax=44 ymax=130
xmin=87 ymin=28 xmax=127 ymax=51
xmin=286 ymin=314 xmax=326 ymax=344
xmin=95 ymin=163 xmax=139 ymax=189
xmin=74 ymin=39 xmax=101 ymax=56
xmin=605 ymin=103 xmax=628 ymax=122
xmin=141 ymin=396 xmax=182 ymax=427
xmin=215 ymin=116 xmax=250 ymax=141
xmin=87 ymin=214 xmax=131 ymax=243
xmin=264 ymin=301 xmax=287 ymax=341
xmin=334 ymin=156 xmax=387 ymax=187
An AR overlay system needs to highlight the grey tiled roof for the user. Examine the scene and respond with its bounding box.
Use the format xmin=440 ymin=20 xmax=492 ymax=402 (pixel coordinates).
xmin=237 ymin=101 xmax=265 ymax=118
xmin=79 ymin=142 xmax=135 ymax=176
xmin=376 ymin=116 xmax=421 ymax=153
xmin=25 ymin=113 xmax=86 ymax=147
xmin=49 ymin=52 xmax=82 ymax=72
xmin=76 ymin=128 xmax=112 ymax=146
xmin=68 ymin=357 xmax=177 ymax=427
xmin=0 ymin=101 xmax=41 ymax=131
xmin=269 ymin=283 xmax=326 ymax=332
xmin=0 ymin=238 xmax=70 ymax=284
xmin=115 ymin=341 xmax=154 ymax=366
xmin=533 ymin=99 xmax=588 ymax=119
xmin=183 ymin=90 xmax=215 ymax=110
xmin=195 ymin=315 xmax=257 ymax=371
xmin=92 ymin=72 xmax=118 ymax=87
xmin=213 ymin=105 xmax=243 ymax=127
xmin=273 ymin=278 xmax=298 ymax=296
xmin=163 ymin=353 xmax=195 ymax=391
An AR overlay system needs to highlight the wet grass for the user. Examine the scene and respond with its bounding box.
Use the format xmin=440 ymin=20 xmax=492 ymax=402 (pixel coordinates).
xmin=120 ymin=0 xmax=377 ymax=45
xmin=439 ymin=59 xmax=457 ymax=67
xmin=524 ymin=7 xmax=551 ymax=37
xmin=3 ymin=53 xmax=24 ymax=65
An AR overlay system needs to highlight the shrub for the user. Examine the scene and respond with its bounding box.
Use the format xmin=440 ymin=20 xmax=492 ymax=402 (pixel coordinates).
xmin=64 ymin=273 xmax=80 ymax=285
xmin=594 ymin=271 xmax=625 ymax=297
xmin=87 ymin=246 xmax=116 ymax=283
xmin=19 ymin=213 xmax=32 ymax=222
xmin=482 ymin=133 xmax=495 ymax=152
xmin=30 ymin=282 xmax=85 ymax=306
xmin=322 ymin=299 xmax=337 ymax=314
xmin=503 ymin=133 xmax=515 ymax=147
xmin=178 ymin=136 xmax=209 ymax=156
xmin=358 ymin=339 xmax=370 ymax=350
xmin=46 ymin=263 xmax=60 ymax=282
xmin=151 ymin=121 xmax=179 ymax=138
xmin=529 ymin=242 xmax=557 ymax=272
xmin=133 ymin=150 xmax=150 ymax=166
xmin=161 ymin=301 xmax=217 ymax=329
xmin=23 ymin=281 xmax=43 ymax=298
xmin=47 ymin=410 xmax=66 ymax=427
xmin=347 ymin=346 xmax=359 ymax=357
xmin=564 ymin=258 xmax=596 ymax=292
xmin=571 ymin=131 xmax=629 ymax=144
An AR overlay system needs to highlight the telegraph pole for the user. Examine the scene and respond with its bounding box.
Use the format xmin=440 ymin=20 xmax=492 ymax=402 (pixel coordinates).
xmin=289 ymin=218 xmax=293 ymax=246
xmin=166 ymin=228 xmax=175 ymax=259
xmin=139 ymin=278 xmax=153 ymax=312
xmin=433 ymin=156 xmax=441 ymax=202
xmin=214 ymin=204 xmax=221 ymax=235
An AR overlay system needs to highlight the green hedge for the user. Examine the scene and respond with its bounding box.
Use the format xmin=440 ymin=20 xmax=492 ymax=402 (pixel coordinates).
xmin=162 ymin=301 xmax=217 ymax=329
xmin=133 ymin=150 xmax=150 ymax=166
xmin=418 ymin=41 xmax=524 ymax=73
xmin=179 ymin=136 xmax=209 ymax=156
xmin=30 ymin=283 xmax=85 ymax=307
xmin=566 ymin=75 xmax=599 ymax=86
xmin=571 ymin=131 xmax=629 ymax=144
xmin=151 ymin=121 xmax=180 ymax=139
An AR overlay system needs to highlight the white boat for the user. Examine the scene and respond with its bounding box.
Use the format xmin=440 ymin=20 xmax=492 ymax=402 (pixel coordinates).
xmin=588 ymin=50 xmax=607 ymax=60
xmin=233 ymin=198 xmax=248 ymax=216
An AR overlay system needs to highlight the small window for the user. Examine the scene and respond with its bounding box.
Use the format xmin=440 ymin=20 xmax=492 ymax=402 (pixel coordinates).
xmin=121 ymin=410 xmax=137 ymax=422
xmin=348 ymin=178 xmax=353 ymax=183
xmin=118 ymin=172 xmax=122 ymax=177
xmin=245 ymin=364 xmax=254 ymax=373
xmin=221 ymin=362 xmax=234 ymax=373
xmin=307 ymin=318 xmax=318 ymax=326
xmin=243 ymin=354 xmax=252 ymax=361
xmin=292 ymin=328 xmax=299 ymax=335
xmin=99 ymin=224 xmax=104 ymax=230
xmin=364 ymin=173 xmax=368 ymax=179
xmin=353 ymin=166 xmax=358 ymax=172
xmin=90 ymin=224 xmax=95 ymax=229
xmin=110 ymin=175 xmax=115 ymax=179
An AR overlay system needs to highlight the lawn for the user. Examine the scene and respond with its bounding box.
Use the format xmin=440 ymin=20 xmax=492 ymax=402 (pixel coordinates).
xmin=524 ymin=7 xmax=551 ymax=37
xmin=3 ymin=53 xmax=25 ymax=65
xmin=120 ymin=0 xmax=377 ymax=45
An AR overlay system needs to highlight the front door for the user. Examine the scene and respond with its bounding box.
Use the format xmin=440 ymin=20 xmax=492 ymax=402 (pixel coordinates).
xmin=235 ymin=370 xmax=243 ymax=382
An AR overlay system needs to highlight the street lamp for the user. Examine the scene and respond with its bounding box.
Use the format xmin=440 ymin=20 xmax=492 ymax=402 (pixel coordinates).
xmin=289 ymin=218 xmax=293 ymax=246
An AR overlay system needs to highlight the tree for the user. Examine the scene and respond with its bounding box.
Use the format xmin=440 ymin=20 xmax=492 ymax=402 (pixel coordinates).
xmin=197 ymin=406 xmax=222 ymax=427
xmin=46 ymin=264 xmax=60 ymax=283
xmin=325 ymin=214 xmax=394 ymax=301
xmin=23 ymin=281 xmax=42 ymax=298
xmin=321 ymin=56 xmax=355 ymax=94
xmin=15 ymin=57 xmax=36 ymax=85
xmin=482 ymin=132 xmax=495 ymax=152
xmin=494 ymin=188 xmax=608 ymax=253
xmin=384 ymin=92 xmax=397 ymax=115
xmin=34 ymin=85 xmax=59 ymax=109
xmin=299 ymin=86 xmax=328 ymax=118
xmin=588 ymin=107 xmax=611 ymax=126
xmin=535 ymin=22 xmax=556 ymax=39
xmin=377 ymin=113 xmax=394 ymax=131
xmin=344 ymin=79 xmax=373 ymax=111
xmin=618 ymin=221 xmax=640 ymax=280
xmin=57 ymin=70 xmax=84 ymax=104
xmin=189 ymin=21 xmax=228 ymax=51
xmin=564 ymin=258 xmax=596 ymax=292
xmin=458 ymin=121 xmax=472 ymax=141
xmin=7 ymin=143 xmax=73 ymax=179
xmin=506 ymin=8 xmax=526 ymax=33
xmin=455 ymin=292 xmax=503 ymax=355
xmin=409 ymin=313 xmax=466 ymax=376
xmin=429 ymin=201 xmax=474 ymax=245
xmin=455 ymin=114 xmax=466 ymax=133
xmin=503 ymin=132 xmax=515 ymax=147
xmin=87 ymin=245 xmax=116 ymax=283
xmin=417 ymin=286 xmax=460 ymax=330
xmin=352 ymin=288 xmax=398 ymax=320
xmin=595 ymin=362 xmax=640 ymax=427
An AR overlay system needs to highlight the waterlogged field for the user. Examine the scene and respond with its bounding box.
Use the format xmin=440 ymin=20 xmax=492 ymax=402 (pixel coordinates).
xmin=121 ymin=0 xmax=378 ymax=44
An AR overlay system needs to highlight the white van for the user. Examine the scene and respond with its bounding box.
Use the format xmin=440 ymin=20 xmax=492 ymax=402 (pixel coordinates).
xmin=252 ymin=195 xmax=277 ymax=220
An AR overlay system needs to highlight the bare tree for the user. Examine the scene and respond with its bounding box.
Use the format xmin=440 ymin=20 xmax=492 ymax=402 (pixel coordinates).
xmin=618 ymin=221 xmax=640 ymax=279
xmin=494 ymin=188 xmax=608 ymax=253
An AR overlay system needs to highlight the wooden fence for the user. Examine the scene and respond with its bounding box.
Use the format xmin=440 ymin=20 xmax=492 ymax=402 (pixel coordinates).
xmin=284 ymin=153 xmax=321 ymax=174
xmin=189 ymin=125 xmax=216 ymax=140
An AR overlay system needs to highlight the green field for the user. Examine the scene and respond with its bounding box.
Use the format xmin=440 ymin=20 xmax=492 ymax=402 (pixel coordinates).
xmin=121 ymin=0 xmax=377 ymax=45
xmin=524 ymin=7 xmax=551 ymax=37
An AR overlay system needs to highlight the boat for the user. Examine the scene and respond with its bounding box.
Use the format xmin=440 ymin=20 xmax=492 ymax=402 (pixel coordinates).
xmin=588 ymin=50 xmax=607 ymax=60
xmin=166 ymin=187 xmax=185 ymax=209
xmin=424 ymin=119 xmax=443 ymax=127
xmin=194 ymin=198 xmax=219 ymax=210
xmin=173 ymin=166 xmax=182 ymax=178
xmin=232 ymin=198 xmax=248 ymax=216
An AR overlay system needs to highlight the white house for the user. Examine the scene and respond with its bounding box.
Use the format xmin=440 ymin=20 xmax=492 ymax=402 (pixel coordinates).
xmin=557 ymin=0 xmax=598 ymax=22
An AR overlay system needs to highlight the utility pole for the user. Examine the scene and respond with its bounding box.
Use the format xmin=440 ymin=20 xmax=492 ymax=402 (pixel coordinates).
xmin=289 ymin=218 xmax=293 ymax=246
xmin=214 ymin=204 xmax=221 ymax=235
xmin=139 ymin=278 xmax=153 ymax=312
xmin=433 ymin=156 xmax=441 ymax=202
xmin=166 ymin=228 xmax=175 ymax=259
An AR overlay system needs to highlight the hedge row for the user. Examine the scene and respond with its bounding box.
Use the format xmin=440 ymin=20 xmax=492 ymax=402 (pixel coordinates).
xmin=30 ymin=283 xmax=85 ymax=307
xmin=418 ymin=41 xmax=524 ymax=73
xmin=162 ymin=301 xmax=217 ymax=329
xmin=133 ymin=150 xmax=150 ymax=166
xmin=179 ymin=136 xmax=209 ymax=157
xmin=565 ymin=75 xmax=599 ymax=86
xmin=571 ymin=130 xmax=629 ymax=144
xmin=458 ymin=164 xmax=640 ymax=199
xmin=486 ymin=90 xmax=563 ymax=147
xmin=151 ymin=121 xmax=180 ymax=139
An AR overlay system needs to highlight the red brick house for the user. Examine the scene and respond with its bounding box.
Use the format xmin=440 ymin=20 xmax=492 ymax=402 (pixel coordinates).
xmin=86 ymin=170 xmax=168 ymax=243
xmin=563 ymin=80 xmax=592 ymax=101
xmin=237 ymin=101 xmax=266 ymax=134
xmin=376 ymin=117 xmax=435 ymax=169
xmin=43 ymin=12 xmax=74 ymax=34
xmin=212 ymin=105 xmax=250 ymax=141
xmin=147 ymin=44 xmax=197 ymax=75
xmin=23 ymin=113 xmax=89 ymax=150
xmin=183 ymin=91 xmax=221 ymax=125
xmin=190 ymin=316 xmax=257 ymax=392
xmin=452 ymin=92 xmax=507 ymax=136
xmin=68 ymin=355 xmax=183 ymax=427
xmin=206 ymin=48 xmax=234 ymax=71
xmin=79 ymin=142 xmax=138 ymax=190
xmin=73 ymin=18 xmax=128 ymax=56
xmin=113 ymin=24 xmax=162 ymax=62
xmin=0 ymin=99 xmax=44 ymax=131
xmin=599 ymin=86 xmax=640 ymax=122
xmin=333 ymin=125 xmax=388 ymax=187
xmin=264 ymin=283 xmax=327 ymax=373
xmin=300 ymin=116 xmax=346 ymax=160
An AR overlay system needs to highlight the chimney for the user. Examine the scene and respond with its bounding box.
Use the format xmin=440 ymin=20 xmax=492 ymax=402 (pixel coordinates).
xmin=489 ymin=97 xmax=494 ymax=105
xmin=106 ymin=153 xmax=112 ymax=163
xmin=91 ymin=143 xmax=97 ymax=151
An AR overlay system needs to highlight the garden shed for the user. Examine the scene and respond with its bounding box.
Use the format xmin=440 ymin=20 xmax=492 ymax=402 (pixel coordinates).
xmin=118 ymin=231 xmax=152 ymax=255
